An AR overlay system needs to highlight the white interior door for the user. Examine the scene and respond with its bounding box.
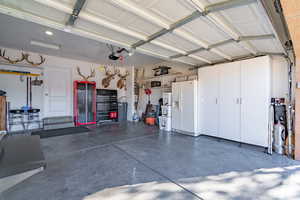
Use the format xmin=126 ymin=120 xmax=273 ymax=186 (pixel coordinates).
xmin=240 ymin=56 xmax=271 ymax=147
xmin=180 ymin=81 xmax=195 ymax=133
xmin=44 ymin=67 xmax=72 ymax=117
xmin=198 ymin=67 xmax=219 ymax=137
xmin=219 ymin=62 xmax=241 ymax=141
xmin=171 ymin=82 xmax=181 ymax=130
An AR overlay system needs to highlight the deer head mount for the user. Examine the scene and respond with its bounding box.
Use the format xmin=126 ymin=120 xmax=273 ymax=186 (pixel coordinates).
xmin=24 ymin=54 xmax=46 ymax=66
xmin=117 ymin=71 xmax=130 ymax=90
xmin=0 ymin=49 xmax=25 ymax=64
xmin=101 ymin=66 xmax=119 ymax=88
xmin=76 ymin=67 xmax=96 ymax=81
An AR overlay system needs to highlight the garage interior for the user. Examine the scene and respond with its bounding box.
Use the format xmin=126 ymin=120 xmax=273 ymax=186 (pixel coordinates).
xmin=0 ymin=0 xmax=300 ymax=199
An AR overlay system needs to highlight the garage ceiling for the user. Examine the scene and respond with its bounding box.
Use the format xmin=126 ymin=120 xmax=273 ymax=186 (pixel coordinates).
xmin=0 ymin=13 xmax=163 ymax=66
xmin=0 ymin=0 xmax=286 ymax=66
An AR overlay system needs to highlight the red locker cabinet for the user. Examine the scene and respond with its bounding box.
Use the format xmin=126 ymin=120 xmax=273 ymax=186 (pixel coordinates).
xmin=74 ymin=81 xmax=96 ymax=126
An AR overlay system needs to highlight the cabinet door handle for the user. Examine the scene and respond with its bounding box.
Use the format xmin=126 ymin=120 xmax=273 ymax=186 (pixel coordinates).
xmin=240 ymin=98 xmax=242 ymax=104
xmin=236 ymin=98 xmax=239 ymax=104
xmin=215 ymin=98 xmax=218 ymax=104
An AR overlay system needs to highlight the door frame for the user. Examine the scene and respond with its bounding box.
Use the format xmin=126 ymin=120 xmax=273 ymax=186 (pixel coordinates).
xmin=43 ymin=66 xmax=72 ymax=117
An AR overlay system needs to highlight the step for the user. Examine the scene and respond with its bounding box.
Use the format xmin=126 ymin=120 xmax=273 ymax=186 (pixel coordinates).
xmin=43 ymin=116 xmax=74 ymax=130
xmin=0 ymin=135 xmax=46 ymax=192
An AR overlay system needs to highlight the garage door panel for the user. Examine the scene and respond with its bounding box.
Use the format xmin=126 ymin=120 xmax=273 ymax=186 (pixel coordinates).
xmin=248 ymin=39 xmax=283 ymax=53
xmin=174 ymin=56 xmax=203 ymax=66
xmin=84 ymin=0 xmax=162 ymax=36
xmin=1 ymin=0 xmax=69 ymax=24
xmin=155 ymin=33 xmax=201 ymax=52
xmin=192 ymin=50 xmax=224 ymax=62
xmin=217 ymin=3 xmax=273 ymax=36
xmin=75 ymin=19 xmax=139 ymax=45
xmin=179 ymin=17 xmax=230 ymax=44
xmin=128 ymin=0 xmax=196 ymax=24
xmin=137 ymin=43 xmax=177 ymax=57
xmin=215 ymin=43 xmax=250 ymax=58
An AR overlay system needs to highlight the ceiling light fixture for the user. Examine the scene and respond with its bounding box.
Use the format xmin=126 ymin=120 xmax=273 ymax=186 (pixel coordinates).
xmin=45 ymin=30 xmax=53 ymax=36
xmin=30 ymin=40 xmax=60 ymax=50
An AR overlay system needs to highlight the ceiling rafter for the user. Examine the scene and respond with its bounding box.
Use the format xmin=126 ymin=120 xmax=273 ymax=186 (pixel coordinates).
xmin=66 ymin=0 xmax=86 ymax=26
xmin=170 ymin=34 xmax=275 ymax=59
xmin=193 ymin=52 xmax=286 ymax=69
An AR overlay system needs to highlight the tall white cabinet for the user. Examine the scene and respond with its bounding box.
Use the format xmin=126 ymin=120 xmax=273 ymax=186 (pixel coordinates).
xmin=240 ymin=57 xmax=271 ymax=147
xmin=218 ymin=62 xmax=241 ymax=142
xmin=172 ymin=80 xmax=198 ymax=136
xmin=198 ymin=56 xmax=271 ymax=147
xmin=198 ymin=67 xmax=219 ymax=137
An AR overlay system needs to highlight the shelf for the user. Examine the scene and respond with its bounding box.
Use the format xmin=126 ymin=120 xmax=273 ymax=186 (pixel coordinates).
xmin=0 ymin=70 xmax=40 ymax=77
xmin=140 ymin=72 xmax=183 ymax=81
xmin=0 ymin=61 xmax=43 ymax=70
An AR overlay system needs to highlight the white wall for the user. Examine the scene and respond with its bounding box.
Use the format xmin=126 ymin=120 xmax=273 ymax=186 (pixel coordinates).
xmin=271 ymin=55 xmax=289 ymax=99
xmin=0 ymin=46 xmax=134 ymax=129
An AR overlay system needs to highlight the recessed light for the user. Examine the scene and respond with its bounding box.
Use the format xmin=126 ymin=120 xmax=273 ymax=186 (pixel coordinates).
xmin=30 ymin=40 xmax=60 ymax=50
xmin=45 ymin=30 xmax=53 ymax=36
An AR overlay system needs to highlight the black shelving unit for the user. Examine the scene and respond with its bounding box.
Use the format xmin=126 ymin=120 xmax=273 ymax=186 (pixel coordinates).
xmin=96 ymin=89 xmax=118 ymax=122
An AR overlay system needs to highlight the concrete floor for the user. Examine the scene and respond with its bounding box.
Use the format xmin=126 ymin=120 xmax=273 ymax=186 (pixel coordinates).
xmin=1 ymin=122 xmax=300 ymax=200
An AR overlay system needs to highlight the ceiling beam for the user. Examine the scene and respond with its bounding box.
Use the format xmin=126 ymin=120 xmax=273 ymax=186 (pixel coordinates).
xmin=170 ymin=34 xmax=275 ymax=59
xmin=66 ymin=0 xmax=86 ymax=26
xmin=192 ymin=52 xmax=286 ymax=69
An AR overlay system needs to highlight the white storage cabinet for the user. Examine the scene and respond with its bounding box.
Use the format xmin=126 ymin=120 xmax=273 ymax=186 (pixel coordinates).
xmin=198 ymin=56 xmax=272 ymax=147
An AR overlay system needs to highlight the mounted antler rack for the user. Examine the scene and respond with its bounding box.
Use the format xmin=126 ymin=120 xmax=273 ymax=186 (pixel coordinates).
xmin=101 ymin=66 xmax=119 ymax=88
xmin=117 ymin=70 xmax=130 ymax=90
xmin=0 ymin=49 xmax=25 ymax=64
xmin=76 ymin=66 xmax=96 ymax=81
xmin=24 ymin=54 xmax=46 ymax=66
xmin=0 ymin=49 xmax=46 ymax=66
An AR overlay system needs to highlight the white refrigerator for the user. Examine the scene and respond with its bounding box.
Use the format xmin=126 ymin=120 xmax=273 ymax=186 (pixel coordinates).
xmin=171 ymin=80 xmax=199 ymax=136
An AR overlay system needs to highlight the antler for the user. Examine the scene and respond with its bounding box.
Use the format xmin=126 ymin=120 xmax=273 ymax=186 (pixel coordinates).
xmin=86 ymin=68 xmax=96 ymax=80
xmin=24 ymin=54 xmax=45 ymax=66
xmin=76 ymin=66 xmax=95 ymax=81
xmin=114 ymin=68 xmax=120 ymax=76
xmin=118 ymin=70 xmax=130 ymax=78
xmin=0 ymin=49 xmax=25 ymax=64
